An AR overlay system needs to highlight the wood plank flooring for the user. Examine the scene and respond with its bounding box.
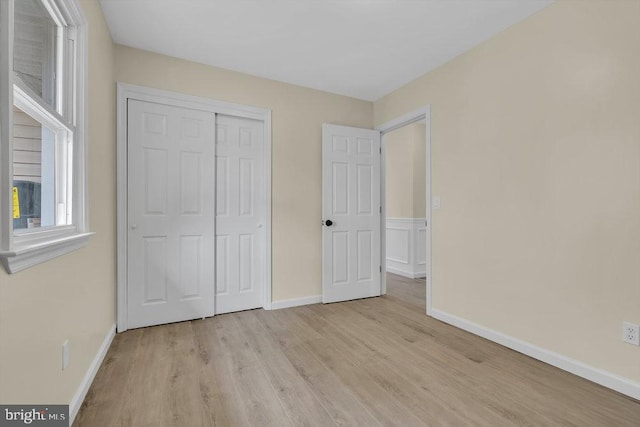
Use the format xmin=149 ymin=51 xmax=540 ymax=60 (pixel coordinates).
xmin=74 ymin=274 xmax=640 ymax=426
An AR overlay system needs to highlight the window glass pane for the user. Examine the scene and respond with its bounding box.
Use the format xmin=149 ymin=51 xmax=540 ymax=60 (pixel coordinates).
xmin=13 ymin=0 xmax=59 ymax=109
xmin=12 ymin=106 xmax=56 ymax=230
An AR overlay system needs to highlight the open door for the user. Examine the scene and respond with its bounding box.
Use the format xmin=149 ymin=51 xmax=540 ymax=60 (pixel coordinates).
xmin=322 ymin=124 xmax=381 ymax=303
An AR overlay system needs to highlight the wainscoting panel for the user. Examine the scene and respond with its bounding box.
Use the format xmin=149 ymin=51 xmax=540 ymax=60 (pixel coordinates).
xmin=385 ymin=218 xmax=427 ymax=278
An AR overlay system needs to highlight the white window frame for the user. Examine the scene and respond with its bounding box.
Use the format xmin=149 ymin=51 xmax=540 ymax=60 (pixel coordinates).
xmin=0 ymin=0 xmax=92 ymax=273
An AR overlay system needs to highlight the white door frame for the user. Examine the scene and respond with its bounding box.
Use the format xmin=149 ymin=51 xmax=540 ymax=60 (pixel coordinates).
xmin=376 ymin=105 xmax=432 ymax=315
xmin=116 ymin=82 xmax=273 ymax=332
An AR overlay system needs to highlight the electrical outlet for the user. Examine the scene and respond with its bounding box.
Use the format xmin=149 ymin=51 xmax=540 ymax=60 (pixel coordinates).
xmin=622 ymin=322 xmax=639 ymax=346
xmin=62 ymin=340 xmax=70 ymax=370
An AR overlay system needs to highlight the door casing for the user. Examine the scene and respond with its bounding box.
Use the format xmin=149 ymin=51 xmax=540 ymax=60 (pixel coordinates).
xmin=116 ymin=82 xmax=272 ymax=332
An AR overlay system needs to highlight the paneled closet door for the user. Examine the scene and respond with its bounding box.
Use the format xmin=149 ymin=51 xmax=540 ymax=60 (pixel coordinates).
xmin=127 ymin=99 xmax=216 ymax=329
xmin=215 ymin=114 xmax=266 ymax=314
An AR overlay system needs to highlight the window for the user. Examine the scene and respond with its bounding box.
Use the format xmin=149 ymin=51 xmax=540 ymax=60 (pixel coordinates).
xmin=0 ymin=0 xmax=91 ymax=273
xmin=14 ymin=0 xmax=60 ymax=111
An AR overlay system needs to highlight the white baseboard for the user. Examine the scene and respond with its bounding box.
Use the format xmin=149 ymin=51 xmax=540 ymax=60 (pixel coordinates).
xmin=431 ymin=309 xmax=640 ymax=401
xmin=386 ymin=266 xmax=426 ymax=279
xmin=271 ymin=295 xmax=322 ymax=310
xmin=69 ymin=323 xmax=116 ymax=425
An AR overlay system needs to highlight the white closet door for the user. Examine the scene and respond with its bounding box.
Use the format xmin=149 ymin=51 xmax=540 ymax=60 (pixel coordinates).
xmin=215 ymin=114 xmax=266 ymax=314
xmin=322 ymin=124 xmax=381 ymax=303
xmin=127 ymin=99 xmax=216 ymax=329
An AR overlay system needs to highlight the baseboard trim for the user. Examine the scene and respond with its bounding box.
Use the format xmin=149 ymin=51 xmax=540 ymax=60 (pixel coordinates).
xmin=386 ymin=266 xmax=426 ymax=279
xmin=271 ymin=295 xmax=322 ymax=310
xmin=431 ymin=309 xmax=640 ymax=401
xmin=69 ymin=323 xmax=116 ymax=425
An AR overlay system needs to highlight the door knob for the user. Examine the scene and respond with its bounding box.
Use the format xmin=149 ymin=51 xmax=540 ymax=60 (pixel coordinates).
xmin=131 ymin=224 xmax=138 ymax=230
xmin=324 ymin=220 xmax=333 ymax=227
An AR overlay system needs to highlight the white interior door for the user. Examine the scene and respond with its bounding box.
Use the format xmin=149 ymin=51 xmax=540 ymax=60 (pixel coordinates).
xmin=322 ymin=124 xmax=381 ymax=303
xmin=127 ymin=99 xmax=216 ymax=329
xmin=215 ymin=114 xmax=266 ymax=314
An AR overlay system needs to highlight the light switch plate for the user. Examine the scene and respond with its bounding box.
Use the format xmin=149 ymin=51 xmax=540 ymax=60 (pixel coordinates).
xmin=432 ymin=196 xmax=441 ymax=210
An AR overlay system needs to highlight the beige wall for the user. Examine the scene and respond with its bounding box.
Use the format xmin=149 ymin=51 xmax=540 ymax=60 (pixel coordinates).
xmin=412 ymin=123 xmax=426 ymax=219
xmin=385 ymin=124 xmax=413 ymax=218
xmin=385 ymin=122 xmax=426 ymax=218
xmin=375 ymin=0 xmax=640 ymax=382
xmin=114 ymin=45 xmax=373 ymax=302
xmin=0 ymin=0 xmax=116 ymax=404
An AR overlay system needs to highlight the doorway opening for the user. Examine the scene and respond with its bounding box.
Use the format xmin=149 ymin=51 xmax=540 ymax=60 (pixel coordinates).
xmin=377 ymin=106 xmax=432 ymax=315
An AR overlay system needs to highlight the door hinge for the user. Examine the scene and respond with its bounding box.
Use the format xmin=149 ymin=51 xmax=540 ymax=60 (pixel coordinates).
xmin=379 ymin=265 xmax=382 ymax=272
xmin=379 ymin=147 xmax=382 ymax=154
xmin=425 ymin=220 xmax=428 ymax=227
xmin=379 ymin=206 xmax=382 ymax=213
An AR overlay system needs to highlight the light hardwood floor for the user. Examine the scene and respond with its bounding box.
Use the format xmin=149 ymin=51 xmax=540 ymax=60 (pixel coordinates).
xmin=75 ymin=274 xmax=640 ymax=426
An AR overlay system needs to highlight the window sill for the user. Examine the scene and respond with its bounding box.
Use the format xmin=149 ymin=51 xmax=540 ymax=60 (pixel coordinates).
xmin=0 ymin=231 xmax=94 ymax=273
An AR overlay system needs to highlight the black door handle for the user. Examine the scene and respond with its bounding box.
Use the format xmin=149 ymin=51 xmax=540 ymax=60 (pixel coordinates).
xmin=324 ymin=220 xmax=333 ymax=227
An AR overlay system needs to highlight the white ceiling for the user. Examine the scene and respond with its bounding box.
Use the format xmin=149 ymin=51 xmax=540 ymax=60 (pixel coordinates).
xmin=99 ymin=0 xmax=552 ymax=101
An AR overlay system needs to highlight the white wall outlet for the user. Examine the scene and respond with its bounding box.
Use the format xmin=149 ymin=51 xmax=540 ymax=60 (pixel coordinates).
xmin=622 ymin=322 xmax=639 ymax=346
xmin=62 ymin=340 xmax=70 ymax=370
